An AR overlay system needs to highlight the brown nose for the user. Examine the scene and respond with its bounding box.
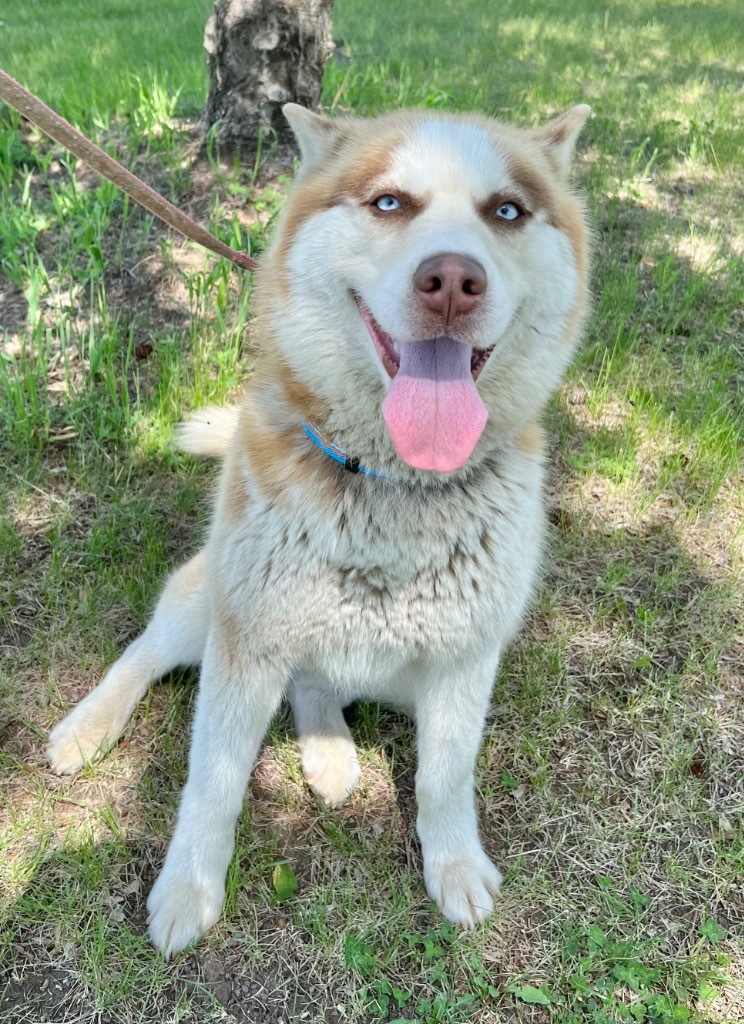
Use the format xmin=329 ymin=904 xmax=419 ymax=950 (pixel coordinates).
xmin=413 ymin=253 xmax=487 ymax=324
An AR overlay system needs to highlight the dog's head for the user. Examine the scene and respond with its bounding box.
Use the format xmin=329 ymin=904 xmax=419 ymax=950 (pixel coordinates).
xmin=258 ymin=105 xmax=591 ymax=475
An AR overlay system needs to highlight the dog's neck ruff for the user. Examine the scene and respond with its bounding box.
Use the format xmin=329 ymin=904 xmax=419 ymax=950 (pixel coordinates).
xmin=302 ymin=422 xmax=387 ymax=479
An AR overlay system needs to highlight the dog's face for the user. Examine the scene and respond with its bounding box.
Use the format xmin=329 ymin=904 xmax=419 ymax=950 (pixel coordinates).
xmin=259 ymin=106 xmax=591 ymax=473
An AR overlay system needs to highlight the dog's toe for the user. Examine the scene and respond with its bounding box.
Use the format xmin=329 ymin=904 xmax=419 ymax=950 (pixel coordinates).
xmin=300 ymin=734 xmax=361 ymax=808
xmin=47 ymin=718 xmax=107 ymax=775
xmin=147 ymin=873 xmax=224 ymax=958
xmin=425 ymin=850 xmax=502 ymax=929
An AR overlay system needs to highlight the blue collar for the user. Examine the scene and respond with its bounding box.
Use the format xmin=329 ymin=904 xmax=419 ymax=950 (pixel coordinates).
xmin=302 ymin=422 xmax=387 ymax=478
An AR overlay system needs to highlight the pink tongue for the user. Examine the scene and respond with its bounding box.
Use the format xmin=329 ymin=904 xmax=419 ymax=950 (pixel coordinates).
xmin=382 ymin=337 xmax=488 ymax=472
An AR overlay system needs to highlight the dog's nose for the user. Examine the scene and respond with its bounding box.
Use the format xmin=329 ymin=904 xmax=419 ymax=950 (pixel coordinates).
xmin=413 ymin=253 xmax=487 ymax=324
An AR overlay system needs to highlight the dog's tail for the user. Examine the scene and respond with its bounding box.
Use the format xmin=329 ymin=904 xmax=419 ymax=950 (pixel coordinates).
xmin=175 ymin=405 xmax=239 ymax=458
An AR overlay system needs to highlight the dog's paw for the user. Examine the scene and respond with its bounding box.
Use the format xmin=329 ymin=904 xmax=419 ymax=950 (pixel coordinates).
xmin=424 ymin=850 xmax=502 ymax=929
xmin=299 ymin=734 xmax=361 ymax=808
xmin=147 ymin=868 xmax=224 ymax=958
xmin=47 ymin=707 xmax=113 ymax=775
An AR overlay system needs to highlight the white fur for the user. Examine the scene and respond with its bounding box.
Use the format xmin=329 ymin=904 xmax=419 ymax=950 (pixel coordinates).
xmin=47 ymin=106 xmax=590 ymax=955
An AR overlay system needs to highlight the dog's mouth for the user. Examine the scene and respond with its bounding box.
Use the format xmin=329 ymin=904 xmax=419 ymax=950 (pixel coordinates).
xmin=355 ymin=294 xmax=494 ymax=381
xmin=354 ymin=294 xmax=492 ymax=473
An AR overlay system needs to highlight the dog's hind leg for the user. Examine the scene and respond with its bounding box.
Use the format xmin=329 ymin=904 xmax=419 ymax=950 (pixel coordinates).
xmin=289 ymin=673 xmax=361 ymax=808
xmin=47 ymin=550 xmax=209 ymax=775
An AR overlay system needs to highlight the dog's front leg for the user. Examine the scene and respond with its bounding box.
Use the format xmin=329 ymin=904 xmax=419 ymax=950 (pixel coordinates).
xmin=415 ymin=652 xmax=503 ymax=928
xmin=147 ymin=631 xmax=286 ymax=957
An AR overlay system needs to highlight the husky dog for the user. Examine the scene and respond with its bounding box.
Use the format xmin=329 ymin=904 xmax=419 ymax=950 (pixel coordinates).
xmin=48 ymin=103 xmax=591 ymax=956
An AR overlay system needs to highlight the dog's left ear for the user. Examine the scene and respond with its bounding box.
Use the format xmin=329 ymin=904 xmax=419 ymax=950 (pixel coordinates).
xmin=532 ymin=105 xmax=592 ymax=178
xmin=283 ymin=104 xmax=340 ymax=168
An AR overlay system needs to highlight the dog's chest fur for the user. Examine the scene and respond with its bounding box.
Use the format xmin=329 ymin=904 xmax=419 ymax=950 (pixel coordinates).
xmin=211 ymin=444 xmax=545 ymax=694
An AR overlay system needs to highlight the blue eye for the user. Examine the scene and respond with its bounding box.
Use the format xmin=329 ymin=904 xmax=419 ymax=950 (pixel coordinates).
xmin=495 ymin=202 xmax=522 ymax=221
xmin=373 ymin=194 xmax=401 ymax=212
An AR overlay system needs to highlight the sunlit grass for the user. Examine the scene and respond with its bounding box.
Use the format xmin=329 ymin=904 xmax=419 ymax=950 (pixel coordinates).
xmin=0 ymin=0 xmax=211 ymax=127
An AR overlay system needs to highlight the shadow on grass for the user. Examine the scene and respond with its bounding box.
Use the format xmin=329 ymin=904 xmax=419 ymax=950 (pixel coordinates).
xmin=0 ymin=836 xmax=344 ymax=1024
xmin=0 ymin=838 xmax=310 ymax=1024
xmin=1 ymin=684 xmax=418 ymax=1024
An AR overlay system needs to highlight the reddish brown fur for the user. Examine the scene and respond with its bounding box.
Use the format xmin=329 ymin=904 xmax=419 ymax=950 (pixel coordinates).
xmin=233 ymin=351 xmax=339 ymax=507
xmin=267 ymin=119 xmax=409 ymax=294
xmin=481 ymin=120 xmax=590 ymax=349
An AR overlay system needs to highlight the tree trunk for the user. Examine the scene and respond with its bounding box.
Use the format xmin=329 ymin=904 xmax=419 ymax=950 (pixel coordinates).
xmin=204 ymin=0 xmax=335 ymax=151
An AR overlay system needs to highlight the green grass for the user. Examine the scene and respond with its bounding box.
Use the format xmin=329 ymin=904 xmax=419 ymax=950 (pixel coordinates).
xmin=0 ymin=0 xmax=211 ymax=126
xmin=1 ymin=0 xmax=742 ymax=1022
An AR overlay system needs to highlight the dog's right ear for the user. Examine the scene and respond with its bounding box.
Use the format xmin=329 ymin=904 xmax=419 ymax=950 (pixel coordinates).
xmin=283 ymin=104 xmax=339 ymax=168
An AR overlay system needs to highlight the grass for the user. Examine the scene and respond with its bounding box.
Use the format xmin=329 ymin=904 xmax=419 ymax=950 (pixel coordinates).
xmin=0 ymin=0 xmax=742 ymax=1021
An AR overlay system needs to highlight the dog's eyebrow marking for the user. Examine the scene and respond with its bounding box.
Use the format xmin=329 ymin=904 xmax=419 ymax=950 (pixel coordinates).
xmin=502 ymin=152 xmax=557 ymax=218
xmin=339 ymin=143 xmax=396 ymax=201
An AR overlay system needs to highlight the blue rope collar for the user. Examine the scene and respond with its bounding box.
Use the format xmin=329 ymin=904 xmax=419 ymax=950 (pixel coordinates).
xmin=302 ymin=421 xmax=387 ymax=479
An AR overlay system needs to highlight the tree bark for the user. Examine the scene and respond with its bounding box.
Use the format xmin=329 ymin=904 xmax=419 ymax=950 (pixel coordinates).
xmin=204 ymin=0 xmax=335 ymax=151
